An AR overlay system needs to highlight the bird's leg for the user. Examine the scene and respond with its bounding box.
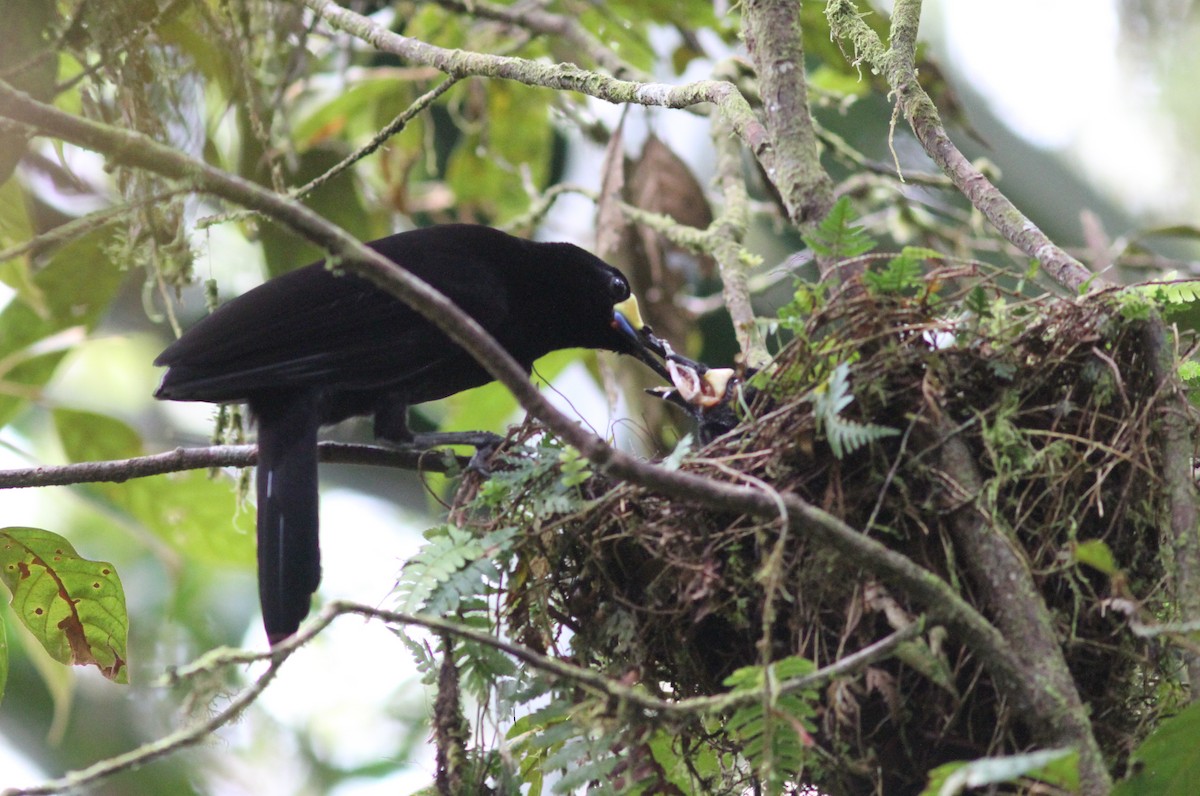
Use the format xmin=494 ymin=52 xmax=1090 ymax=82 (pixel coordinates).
xmin=408 ymin=430 xmax=504 ymax=449
xmin=414 ymin=432 xmax=502 ymax=476
xmin=374 ymin=399 xmax=501 ymax=472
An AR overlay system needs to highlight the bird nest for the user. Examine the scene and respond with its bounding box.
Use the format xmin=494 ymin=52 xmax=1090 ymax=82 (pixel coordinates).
xmin=452 ymin=271 xmax=1187 ymax=792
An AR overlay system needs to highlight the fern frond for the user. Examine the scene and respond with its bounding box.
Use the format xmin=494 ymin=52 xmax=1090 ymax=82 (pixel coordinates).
xmin=825 ymin=415 xmax=901 ymax=459
xmin=812 ymin=363 xmax=899 ymax=459
xmin=394 ymin=525 xmax=516 ymax=616
xmin=1156 ymin=280 xmax=1200 ymax=305
xmin=724 ymin=656 xmax=819 ymax=791
xmin=863 ymin=246 xmax=938 ymax=295
xmin=802 ymin=197 xmax=875 ymax=259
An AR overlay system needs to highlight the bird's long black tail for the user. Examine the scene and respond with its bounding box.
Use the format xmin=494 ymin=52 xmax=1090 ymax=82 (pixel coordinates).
xmin=252 ymin=391 xmax=322 ymax=645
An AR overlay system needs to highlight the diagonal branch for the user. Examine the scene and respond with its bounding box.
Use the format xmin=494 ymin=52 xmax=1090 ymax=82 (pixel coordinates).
xmin=826 ymin=0 xmax=1095 ymax=292
xmin=932 ymin=418 xmax=1110 ymax=792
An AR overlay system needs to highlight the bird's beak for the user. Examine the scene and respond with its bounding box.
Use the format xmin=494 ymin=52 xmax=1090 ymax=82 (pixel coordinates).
xmin=612 ymin=296 xmax=672 ymax=381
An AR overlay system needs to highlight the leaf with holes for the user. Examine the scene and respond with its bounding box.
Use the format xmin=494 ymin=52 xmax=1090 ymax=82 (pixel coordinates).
xmin=0 ymin=527 xmax=128 ymax=683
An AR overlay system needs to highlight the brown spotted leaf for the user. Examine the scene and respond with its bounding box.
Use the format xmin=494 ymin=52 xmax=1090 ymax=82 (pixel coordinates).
xmin=0 ymin=527 xmax=129 ymax=683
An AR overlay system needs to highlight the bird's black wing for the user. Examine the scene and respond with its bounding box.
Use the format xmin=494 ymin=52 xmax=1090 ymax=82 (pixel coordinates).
xmin=155 ymin=252 xmax=511 ymax=402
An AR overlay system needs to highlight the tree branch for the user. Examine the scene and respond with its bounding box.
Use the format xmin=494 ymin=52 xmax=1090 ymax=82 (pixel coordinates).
xmin=710 ymin=90 xmax=768 ymax=367
xmin=931 ymin=418 xmax=1110 ymax=792
xmin=1 ymin=599 xmax=920 ymax=796
xmin=427 ymin=0 xmax=650 ymax=81
xmin=742 ymin=0 xmax=833 ymax=226
xmin=0 ymin=442 xmax=464 ymax=490
xmin=299 ymin=0 xmax=775 ymax=184
xmin=1139 ymin=319 xmax=1200 ymax=688
xmin=826 ymin=0 xmax=1095 ymax=292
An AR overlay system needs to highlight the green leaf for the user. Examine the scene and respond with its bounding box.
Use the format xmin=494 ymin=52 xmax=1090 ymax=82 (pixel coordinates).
xmin=444 ymin=82 xmax=553 ymax=221
xmin=0 ymin=527 xmax=129 ymax=683
xmin=0 ymin=607 xmax=7 ymax=707
xmin=1115 ymin=701 xmax=1200 ymax=795
xmin=1072 ymin=539 xmax=1118 ymax=576
xmin=0 ymin=178 xmax=48 ymax=318
xmin=52 ymin=409 xmax=251 ymax=567
xmin=802 ymin=197 xmax=875 ymax=260
xmin=0 ymin=226 xmax=124 ymax=425
xmin=292 ymin=78 xmax=417 ymax=151
xmin=922 ymin=748 xmax=1078 ymax=795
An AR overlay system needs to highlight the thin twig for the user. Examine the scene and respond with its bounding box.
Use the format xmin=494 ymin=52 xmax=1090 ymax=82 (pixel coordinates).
xmin=0 ymin=441 xmax=464 ymax=489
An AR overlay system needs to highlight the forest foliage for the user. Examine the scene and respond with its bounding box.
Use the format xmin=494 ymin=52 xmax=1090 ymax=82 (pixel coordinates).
xmin=3 ymin=1 xmax=1200 ymax=794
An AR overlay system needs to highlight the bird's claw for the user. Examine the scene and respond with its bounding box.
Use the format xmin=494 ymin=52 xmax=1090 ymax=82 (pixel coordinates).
xmin=407 ymin=430 xmax=503 ymax=476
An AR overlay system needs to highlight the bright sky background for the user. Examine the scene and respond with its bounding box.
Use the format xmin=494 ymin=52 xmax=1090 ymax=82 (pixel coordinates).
xmin=3 ymin=0 xmax=1193 ymax=792
xmin=931 ymin=0 xmax=1190 ymax=216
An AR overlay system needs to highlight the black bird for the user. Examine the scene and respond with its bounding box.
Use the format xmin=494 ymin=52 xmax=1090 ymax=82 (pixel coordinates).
xmin=155 ymin=224 xmax=668 ymax=644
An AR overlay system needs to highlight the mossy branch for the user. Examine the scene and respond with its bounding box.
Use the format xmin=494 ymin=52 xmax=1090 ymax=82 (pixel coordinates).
xmin=301 ymin=0 xmax=769 ymax=161
xmin=932 ymin=418 xmax=1110 ymax=793
xmin=712 ymin=102 xmax=769 ymax=367
xmin=741 ymin=0 xmax=833 ymax=226
xmin=825 ymin=0 xmax=1095 ymax=292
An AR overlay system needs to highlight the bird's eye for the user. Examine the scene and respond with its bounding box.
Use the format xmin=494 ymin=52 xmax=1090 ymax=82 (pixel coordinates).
xmin=608 ymin=273 xmax=631 ymax=302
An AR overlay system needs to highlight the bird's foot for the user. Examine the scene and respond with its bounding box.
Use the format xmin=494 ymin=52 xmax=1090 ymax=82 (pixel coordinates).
xmin=408 ymin=431 xmax=503 ymax=476
xmin=408 ymin=430 xmax=503 ymax=450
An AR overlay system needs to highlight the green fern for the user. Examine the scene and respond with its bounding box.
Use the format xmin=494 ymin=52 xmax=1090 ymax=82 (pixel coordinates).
xmin=1154 ymin=279 xmax=1200 ymax=305
xmin=723 ymin=656 xmax=819 ymax=793
xmin=476 ymin=438 xmax=593 ymax=519
xmin=812 ymin=363 xmax=899 ymax=459
xmin=964 ymin=285 xmax=993 ymax=318
xmin=509 ymin=701 xmax=626 ymax=795
xmin=1127 ymin=278 xmax=1200 ymax=331
xmin=776 ymin=280 xmax=831 ymax=333
xmin=394 ymin=525 xmax=517 ymax=616
xmin=863 ymin=246 xmax=940 ymax=295
xmin=802 ymin=197 xmax=875 ymax=259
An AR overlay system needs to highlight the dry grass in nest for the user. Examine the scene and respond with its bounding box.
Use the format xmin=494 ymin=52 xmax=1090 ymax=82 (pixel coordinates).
xmin=453 ymin=272 xmax=1187 ymax=792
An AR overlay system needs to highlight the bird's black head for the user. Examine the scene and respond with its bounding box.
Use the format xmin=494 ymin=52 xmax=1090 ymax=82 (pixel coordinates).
xmin=522 ymin=240 xmax=671 ymax=382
